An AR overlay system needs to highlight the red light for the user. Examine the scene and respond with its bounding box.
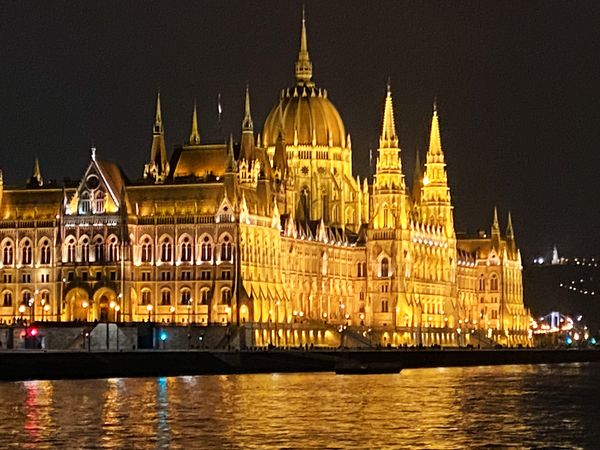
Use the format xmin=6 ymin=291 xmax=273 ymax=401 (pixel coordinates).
xmin=29 ymin=328 xmax=38 ymax=337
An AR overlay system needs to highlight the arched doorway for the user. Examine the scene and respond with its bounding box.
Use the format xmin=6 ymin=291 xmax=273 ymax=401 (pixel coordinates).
xmin=93 ymin=288 xmax=118 ymax=322
xmin=67 ymin=288 xmax=90 ymax=322
xmin=240 ymin=304 xmax=250 ymax=323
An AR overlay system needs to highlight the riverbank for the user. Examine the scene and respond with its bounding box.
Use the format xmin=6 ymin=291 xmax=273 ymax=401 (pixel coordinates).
xmin=0 ymin=348 xmax=598 ymax=381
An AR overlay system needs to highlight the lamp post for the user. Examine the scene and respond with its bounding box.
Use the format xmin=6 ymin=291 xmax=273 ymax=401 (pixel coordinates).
xmin=82 ymin=300 xmax=89 ymax=322
xmin=115 ymin=305 xmax=120 ymax=350
xmin=146 ymin=303 xmax=153 ymax=322
xmin=169 ymin=305 xmax=175 ymax=324
xmin=18 ymin=304 xmax=26 ymax=323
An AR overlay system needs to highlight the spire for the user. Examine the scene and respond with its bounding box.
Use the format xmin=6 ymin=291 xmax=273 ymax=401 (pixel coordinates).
xmin=144 ymin=92 xmax=169 ymax=183
xmin=154 ymin=92 xmax=163 ymax=134
xmin=189 ymin=101 xmax=200 ymax=145
xmin=506 ymin=211 xmax=514 ymax=239
xmin=295 ymin=7 xmax=313 ymax=85
xmin=28 ymin=156 xmax=43 ymax=188
xmin=242 ymin=84 xmax=253 ymax=132
xmin=492 ymin=206 xmax=500 ymax=232
xmin=428 ymin=98 xmax=443 ymax=158
xmin=379 ymin=82 xmax=398 ymax=149
xmin=225 ymin=134 xmax=237 ymax=173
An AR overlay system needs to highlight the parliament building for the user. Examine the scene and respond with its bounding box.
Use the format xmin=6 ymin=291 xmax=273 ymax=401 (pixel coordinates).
xmin=0 ymin=16 xmax=531 ymax=347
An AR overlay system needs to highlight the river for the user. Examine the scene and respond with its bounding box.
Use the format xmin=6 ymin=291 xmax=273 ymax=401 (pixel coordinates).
xmin=0 ymin=363 xmax=598 ymax=449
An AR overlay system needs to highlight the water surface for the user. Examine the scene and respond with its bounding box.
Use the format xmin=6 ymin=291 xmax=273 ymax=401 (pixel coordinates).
xmin=0 ymin=363 xmax=598 ymax=449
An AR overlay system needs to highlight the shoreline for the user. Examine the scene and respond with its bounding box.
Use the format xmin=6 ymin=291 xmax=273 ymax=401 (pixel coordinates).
xmin=0 ymin=348 xmax=598 ymax=381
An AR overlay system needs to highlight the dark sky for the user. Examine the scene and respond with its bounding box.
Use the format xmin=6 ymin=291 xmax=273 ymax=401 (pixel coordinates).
xmin=1 ymin=1 xmax=599 ymax=261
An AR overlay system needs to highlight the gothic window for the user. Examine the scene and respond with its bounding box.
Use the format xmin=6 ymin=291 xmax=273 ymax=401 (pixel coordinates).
xmin=357 ymin=261 xmax=363 ymax=277
xmin=200 ymin=289 xmax=210 ymax=305
xmin=79 ymin=191 xmax=91 ymax=214
xmin=94 ymin=191 xmax=105 ymax=214
xmin=108 ymin=237 xmax=119 ymax=262
xmin=383 ymin=204 xmax=390 ymax=228
xmin=161 ymin=290 xmax=171 ymax=306
xmin=94 ymin=238 xmax=104 ymax=262
xmin=381 ymin=258 xmax=389 ymax=277
xmin=21 ymin=240 xmax=32 ymax=265
xmin=141 ymin=237 xmax=152 ymax=263
xmin=3 ymin=292 xmax=12 ymax=307
xmin=180 ymin=237 xmax=192 ymax=262
xmin=479 ymin=275 xmax=485 ymax=292
xmin=490 ymin=275 xmax=498 ymax=291
xmin=41 ymin=291 xmax=50 ymax=305
xmin=22 ymin=291 xmax=32 ymax=306
xmin=160 ymin=238 xmax=172 ymax=262
xmin=141 ymin=290 xmax=151 ymax=305
xmin=2 ymin=241 xmax=13 ymax=265
xmin=180 ymin=289 xmax=192 ymax=305
xmin=221 ymin=288 xmax=232 ymax=305
xmin=221 ymin=236 xmax=232 ymax=262
xmin=201 ymin=237 xmax=212 ymax=262
xmin=40 ymin=240 xmax=51 ymax=264
xmin=66 ymin=238 xmax=76 ymax=263
xmin=381 ymin=300 xmax=389 ymax=313
xmin=81 ymin=237 xmax=90 ymax=263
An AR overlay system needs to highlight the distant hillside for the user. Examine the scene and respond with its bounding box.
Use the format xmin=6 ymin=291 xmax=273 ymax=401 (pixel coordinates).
xmin=523 ymin=262 xmax=600 ymax=334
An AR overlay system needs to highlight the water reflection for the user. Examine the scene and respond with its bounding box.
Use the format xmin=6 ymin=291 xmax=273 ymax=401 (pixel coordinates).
xmin=0 ymin=364 xmax=597 ymax=448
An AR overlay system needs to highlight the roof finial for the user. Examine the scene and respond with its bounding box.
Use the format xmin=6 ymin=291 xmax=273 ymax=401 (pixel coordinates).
xmin=492 ymin=206 xmax=500 ymax=233
xmin=30 ymin=155 xmax=43 ymax=187
xmin=295 ymin=7 xmax=313 ymax=85
xmin=189 ymin=100 xmax=201 ymax=145
xmin=427 ymin=97 xmax=443 ymax=157
xmin=386 ymin=76 xmax=391 ymax=95
xmin=433 ymin=96 xmax=438 ymax=115
xmin=91 ymin=146 xmax=96 ymax=161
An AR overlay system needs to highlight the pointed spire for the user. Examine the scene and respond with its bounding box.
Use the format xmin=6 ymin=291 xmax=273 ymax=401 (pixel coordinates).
xmin=295 ymin=6 xmax=313 ymax=85
xmin=412 ymin=150 xmax=422 ymax=202
xmin=427 ymin=98 xmax=443 ymax=158
xmin=189 ymin=101 xmax=200 ymax=145
xmin=154 ymin=92 xmax=163 ymax=134
xmin=492 ymin=206 xmax=500 ymax=237
xmin=506 ymin=211 xmax=514 ymax=239
xmin=29 ymin=156 xmax=43 ymax=187
xmin=225 ymin=134 xmax=237 ymax=173
xmin=242 ymin=83 xmax=253 ymax=132
xmin=379 ymin=81 xmax=398 ymax=148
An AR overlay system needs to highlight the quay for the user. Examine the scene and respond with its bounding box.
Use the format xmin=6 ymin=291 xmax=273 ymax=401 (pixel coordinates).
xmin=0 ymin=348 xmax=598 ymax=381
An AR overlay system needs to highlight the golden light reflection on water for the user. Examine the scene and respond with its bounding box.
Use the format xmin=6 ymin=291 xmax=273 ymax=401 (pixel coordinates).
xmin=0 ymin=364 xmax=597 ymax=449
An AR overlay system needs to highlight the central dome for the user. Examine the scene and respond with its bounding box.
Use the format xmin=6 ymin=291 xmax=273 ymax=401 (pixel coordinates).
xmin=263 ymin=85 xmax=346 ymax=148
xmin=262 ymin=13 xmax=346 ymax=149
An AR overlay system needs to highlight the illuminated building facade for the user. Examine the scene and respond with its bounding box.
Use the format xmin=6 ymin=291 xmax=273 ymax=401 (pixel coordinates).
xmin=0 ymin=16 xmax=531 ymax=347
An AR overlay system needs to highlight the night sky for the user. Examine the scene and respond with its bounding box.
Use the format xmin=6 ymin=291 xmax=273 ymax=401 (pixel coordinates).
xmin=1 ymin=1 xmax=599 ymax=261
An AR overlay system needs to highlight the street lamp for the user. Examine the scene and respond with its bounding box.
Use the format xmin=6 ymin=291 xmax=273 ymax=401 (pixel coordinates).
xmin=169 ymin=305 xmax=175 ymax=324
xmin=146 ymin=303 xmax=153 ymax=322
xmin=18 ymin=304 xmax=26 ymax=322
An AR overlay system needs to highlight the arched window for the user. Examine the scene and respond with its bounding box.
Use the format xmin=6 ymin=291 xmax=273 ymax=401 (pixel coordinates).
xmin=201 ymin=237 xmax=212 ymax=262
xmin=22 ymin=291 xmax=32 ymax=306
xmin=180 ymin=237 xmax=192 ymax=262
xmin=141 ymin=290 xmax=151 ymax=305
xmin=79 ymin=191 xmax=91 ymax=214
xmin=221 ymin=236 xmax=232 ymax=262
xmin=3 ymin=292 xmax=12 ymax=307
xmin=479 ymin=275 xmax=485 ymax=292
xmin=21 ymin=240 xmax=32 ymax=265
xmin=357 ymin=261 xmax=363 ymax=277
xmin=381 ymin=258 xmax=389 ymax=277
xmin=108 ymin=237 xmax=119 ymax=262
xmin=381 ymin=300 xmax=389 ymax=313
xmin=300 ymin=186 xmax=310 ymax=220
xmin=141 ymin=237 xmax=152 ymax=263
xmin=94 ymin=191 xmax=105 ymax=214
xmin=2 ymin=241 xmax=13 ymax=265
xmin=221 ymin=288 xmax=231 ymax=305
xmin=180 ymin=289 xmax=192 ymax=305
xmin=40 ymin=240 xmax=51 ymax=265
xmin=200 ymin=289 xmax=210 ymax=305
xmin=66 ymin=239 xmax=76 ymax=263
xmin=161 ymin=290 xmax=171 ymax=305
xmin=81 ymin=237 xmax=89 ymax=263
xmin=161 ymin=238 xmax=172 ymax=262
xmin=94 ymin=238 xmax=104 ymax=262
xmin=490 ymin=275 xmax=498 ymax=291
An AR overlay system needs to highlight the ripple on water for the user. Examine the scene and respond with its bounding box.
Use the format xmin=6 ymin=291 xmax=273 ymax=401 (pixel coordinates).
xmin=0 ymin=363 xmax=598 ymax=449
